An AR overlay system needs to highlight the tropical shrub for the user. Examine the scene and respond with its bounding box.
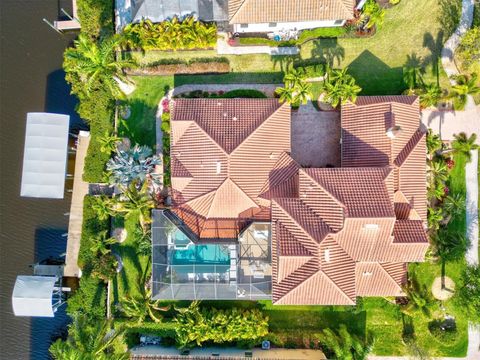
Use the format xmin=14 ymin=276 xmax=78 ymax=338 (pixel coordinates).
xmin=451 ymin=132 xmax=479 ymax=162
xmin=222 ymin=89 xmax=267 ymax=98
xmin=173 ymin=302 xmax=269 ymax=349
xmin=77 ymin=0 xmax=113 ymax=39
xmin=106 ymin=144 xmax=161 ymax=186
xmin=457 ymin=27 xmax=480 ymax=71
xmin=120 ymin=17 xmax=217 ymax=51
xmin=361 ymin=0 xmax=385 ymax=29
xmin=449 ymin=73 xmax=480 ymax=110
xmin=456 ymin=264 xmax=480 ymax=321
xmin=319 ymin=324 xmax=373 ymax=360
xmin=276 ymin=68 xmax=313 ymax=107
xmin=50 ymin=314 xmax=127 ymax=359
xmin=66 ymin=275 xmax=106 ymax=319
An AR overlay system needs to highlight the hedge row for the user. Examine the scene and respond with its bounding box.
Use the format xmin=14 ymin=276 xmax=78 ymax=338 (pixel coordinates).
xmin=175 ymin=89 xmax=267 ymax=99
xmin=127 ymin=57 xmax=230 ymax=75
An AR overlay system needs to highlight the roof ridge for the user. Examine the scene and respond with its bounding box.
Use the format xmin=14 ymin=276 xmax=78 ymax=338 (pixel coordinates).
xmin=229 ymin=0 xmax=248 ymax=22
xmin=321 ymin=270 xmax=356 ymax=303
xmin=376 ymin=263 xmax=404 ymax=292
xmin=275 ymin=258 xmax=319 ymax=300
xmin=301 ymin=168 xmax=346 ymax=212
xmin=393 ymin=129 xmax=425 ymax=167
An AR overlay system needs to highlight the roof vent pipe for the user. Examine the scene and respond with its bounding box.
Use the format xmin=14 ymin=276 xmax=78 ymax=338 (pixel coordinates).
xmin=386 ymin=126 xmax=402 ymax=139
xmin=324 ymin=249 xmax=331 ymax=262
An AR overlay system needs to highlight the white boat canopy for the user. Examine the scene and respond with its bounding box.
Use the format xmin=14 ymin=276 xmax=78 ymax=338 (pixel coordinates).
xmin=12 ymin=276 xmax=59 ymax=317
xmin=20 ymin=112 xmax=70 ymax=199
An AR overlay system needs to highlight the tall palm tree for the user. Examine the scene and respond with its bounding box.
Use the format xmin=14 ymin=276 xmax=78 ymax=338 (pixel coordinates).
xmin=403 ymin=53 xmax=424 ymax=90
xmin=49 ymin=314 xmax=128 ymax=360
xmin=449 ymin=73 xmax=480 ymax=110
xmin=320 ymin=325 xmax=373 ymax=360
xmin=420 ymin=83 xmax=443 ymax=108
xmin=451 ymin=132 xmax=479 ymax=162
xmin=433 ymin=228 xmax=470 ymax=289
xmin=64 ymin=34 xmax=136 ymax=98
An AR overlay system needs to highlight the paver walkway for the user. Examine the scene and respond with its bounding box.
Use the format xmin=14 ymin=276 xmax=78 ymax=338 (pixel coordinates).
xmin=64 ymin=131 xmax=90 ymax=278
xmin=216 ymin=32 xmax=299 ymax=56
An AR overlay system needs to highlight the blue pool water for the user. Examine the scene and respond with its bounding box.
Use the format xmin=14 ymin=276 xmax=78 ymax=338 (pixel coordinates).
xmin=172 ymin=244 xmax=230 ymax=265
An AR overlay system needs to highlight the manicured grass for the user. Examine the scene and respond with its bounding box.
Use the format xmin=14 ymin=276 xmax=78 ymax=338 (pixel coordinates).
xmin=131 ymin=0 xmax=452 ymax=95
xmin=174 ymin=72 xmax=284 ymax=86
xmin=120 ymin=76 xmax=173 ymax=149
xmin=112 ymin=213 xmax=150 ymax=303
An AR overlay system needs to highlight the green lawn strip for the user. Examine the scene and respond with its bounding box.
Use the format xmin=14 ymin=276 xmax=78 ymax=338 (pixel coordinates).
xmin=174 ymin=72 xmax=284 ymax=86
xmin=121 ymin=76 xmax=174 ymax=149
xmin=113 ymin=213 xmax=150 ymax=303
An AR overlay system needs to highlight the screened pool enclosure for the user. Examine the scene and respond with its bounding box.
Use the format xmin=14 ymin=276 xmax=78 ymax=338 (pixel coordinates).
xmin=151 ymin=210 xmax=272 ymax=300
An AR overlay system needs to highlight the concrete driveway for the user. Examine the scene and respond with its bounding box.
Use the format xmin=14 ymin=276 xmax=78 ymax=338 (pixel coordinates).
xmin=291 ymin=102 xmax=341 ymax=168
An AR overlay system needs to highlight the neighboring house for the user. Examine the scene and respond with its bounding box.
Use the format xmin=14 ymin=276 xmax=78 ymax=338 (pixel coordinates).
xmin=116 ymin=0 xmax=362 ymax=33
xmin=151 ymin=96 xmax=429 ymax=304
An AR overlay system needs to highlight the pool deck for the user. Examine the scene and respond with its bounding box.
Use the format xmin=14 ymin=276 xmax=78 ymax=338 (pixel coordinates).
xmin=63 ymin=131 xmax=90 ymax=278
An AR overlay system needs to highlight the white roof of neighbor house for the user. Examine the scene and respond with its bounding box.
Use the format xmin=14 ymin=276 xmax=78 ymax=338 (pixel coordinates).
xmin=12 ymin=276 xmax=58 ymax=317
xmin=20 ymin=113 xmax=70 ymax=199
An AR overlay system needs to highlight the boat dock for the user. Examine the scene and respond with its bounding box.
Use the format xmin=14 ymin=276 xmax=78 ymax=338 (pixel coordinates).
xmin=54 ymin=0 xmax=80 ymax=31
xmin=63 ymin=131 xmax=90 ymax=277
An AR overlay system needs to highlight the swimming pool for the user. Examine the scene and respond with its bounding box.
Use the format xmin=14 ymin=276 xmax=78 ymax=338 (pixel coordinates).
xmin=171 ymin=244 xmax=230 ymax=265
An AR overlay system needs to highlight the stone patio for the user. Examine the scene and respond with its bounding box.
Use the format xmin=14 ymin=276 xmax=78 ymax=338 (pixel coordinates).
xmin=291 ymin=102 xmax=341 ymax=168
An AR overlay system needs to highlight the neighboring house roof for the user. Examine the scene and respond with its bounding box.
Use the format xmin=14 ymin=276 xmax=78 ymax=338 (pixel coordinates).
xmin=229 ymin=0 xmax=355 ymax=24
xmin=270 ymin=96 xmax=428 ymax=305
xmin=131 ymin=0 xmax=228 ymax=24
xmin=170 ymin=98 xmax=291 ymax=241
xmin=341 ymin=96 xmax=427 ymax=221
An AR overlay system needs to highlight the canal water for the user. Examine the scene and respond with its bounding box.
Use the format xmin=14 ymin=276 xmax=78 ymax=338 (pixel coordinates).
xmin=0 ymin=1 xmax=84 ymax=358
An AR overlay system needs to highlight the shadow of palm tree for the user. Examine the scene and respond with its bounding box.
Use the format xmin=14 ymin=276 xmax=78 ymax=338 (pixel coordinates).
xmin=402 ymin=52 xmax=426 ymax=89
xmin=423 ymin=30 xmax=444 ymax=86
xmin=271 ymin=54 xmax=302 ymax=72
xmin=310 ymin=39 xmax=345 ymax=67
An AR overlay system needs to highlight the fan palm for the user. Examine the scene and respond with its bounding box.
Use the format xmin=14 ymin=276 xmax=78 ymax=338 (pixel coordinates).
xmin=64 ymin=34 xmax=136 ymax=98
xmin=449 ymin=73 xmax=480 ymax=110
xmin=49 ymin=314 xmax=128 ymax=360
xmin=451 ymin=132 xmax=479 ymax=162
xmin=420 ymin=83 xmax=443 ymax=108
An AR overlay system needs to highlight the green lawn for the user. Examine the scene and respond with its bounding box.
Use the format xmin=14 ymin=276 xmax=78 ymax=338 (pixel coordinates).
xmin=130 ymin=0 xmax=453 ymax=95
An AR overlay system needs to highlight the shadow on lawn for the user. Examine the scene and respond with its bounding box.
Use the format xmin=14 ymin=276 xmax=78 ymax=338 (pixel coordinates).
xmin=348 ymin=50 xmax=405 ymax=95
xmin=423 ymin=30 xmax=445 ymax=86
xmin=310 ymin=38 xmax=345 ymax=68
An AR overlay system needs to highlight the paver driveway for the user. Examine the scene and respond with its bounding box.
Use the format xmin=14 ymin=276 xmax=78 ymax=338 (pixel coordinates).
xmin=291 ymin=102 xmax=341 ymax=168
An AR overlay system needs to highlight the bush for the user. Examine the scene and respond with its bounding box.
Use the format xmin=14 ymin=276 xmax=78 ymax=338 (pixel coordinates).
xmin=222 ymin=89 xmax=267 ymax=98
xmin=238 ymin=37 xmax=296 ymax=47
xmin=428 ymin=319 xmax=458 ymax=344
xmin=128 ymin=57 xmax=230 ymax=75
xmin=66 ymin=275 xmax=106 ymax=319
xmin=77 ymin=0 xmax=113 ymax=39
xmin=297 ymin=27 xmax=347 ymax=43
xmin=78 ymin=196 xmax=110 ymax=268
xmin=457 ymin=27 xmax=480 ymax=71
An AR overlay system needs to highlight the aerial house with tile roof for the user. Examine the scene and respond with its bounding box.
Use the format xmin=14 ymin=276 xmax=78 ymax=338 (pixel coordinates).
xmin=151 ymin=96 xmax=429 ymax=304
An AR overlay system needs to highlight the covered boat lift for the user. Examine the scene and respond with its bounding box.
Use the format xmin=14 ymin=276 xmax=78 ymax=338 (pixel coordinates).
xmin=20 ymin=112 xmax=70 ymax=199
xmin=12 ymin=276 xmax=64 ymax=317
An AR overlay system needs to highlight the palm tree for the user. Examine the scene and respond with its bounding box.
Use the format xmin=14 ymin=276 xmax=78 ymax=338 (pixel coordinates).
xmin=420 ymin=83 xmax=443 ymax=108
xmin=99 ymin=131 xmax=121 ymax=154
xmin=451 ymin=132 xmax=479 ymax=162
xmin=111 ymin=181 xmax=154 ymax=229
xmin=120 ymin=283 xmax=170 ymax=323
xmin=401 ymin=275 xmax=434 ymax=318
xmin=293 ymin=81 xmax=313 ymax=106
xmin=443 ymin=193 xmax=465 ymax=223
xmin=449 ymin=73 xmax=480 ymax=110
xmin=49 ymin=314 xmax=128 ymax=360
xmin=433 ymin=229 xmax=470 ymax=289
xmin=91 ymin=195 xmax=114 ymax=221
xmin=403 ymin=53 xmax=424 ymax=90
xmin=275 ymin=86 xmax=295 ymax=104
xmin=90 ymin=230 xmax=117 ymax=256
xmin=427 ymin=160 xmax=449 ymax=184
xmin=64 ymin=34 xmax=136 ymax=98
xmin=284 ymin=68 xmax=306 ymax=88
xmin=320 ymin=325 xmax=373 ymax=360
xmin=426 ymin=129 xmax=443 ymax=157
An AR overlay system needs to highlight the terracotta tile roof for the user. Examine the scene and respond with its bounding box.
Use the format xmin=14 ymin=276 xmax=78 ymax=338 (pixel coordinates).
xmin=259 ymin=152 xmax=299 ymax=200
xmin=302 ymin=167 xmax=395 ymax=218
xmin=170 ymin=99 xmax=291 ymax=240
xmin=229 ymin=0 xmax=355 ymax=24
xmin=356 ymin=262 xmax=406 ymax=296
xmin=341 ymin=96 xmax=427 ymax=222
xmin=393 ymin=220 xmax=428 ymax=244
